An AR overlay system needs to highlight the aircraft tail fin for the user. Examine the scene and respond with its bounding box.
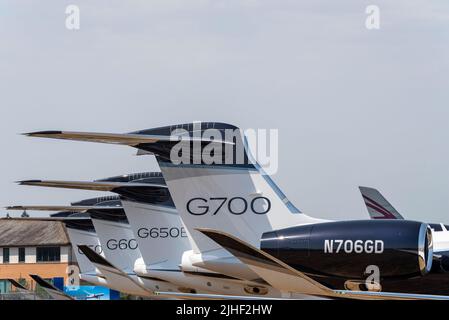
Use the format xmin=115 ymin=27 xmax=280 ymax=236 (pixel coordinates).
xmin=359 ymin=186 xmax=404 ymax=219
xmin=120 ymin=199 xmax=190 ymax=268
xmin=130 ymin=122 xmax=310 ymax=253
xmin=63 ymin=219 xmax=102 ymax=274
xmin=25 ymin=123 xmax=320 ymax=254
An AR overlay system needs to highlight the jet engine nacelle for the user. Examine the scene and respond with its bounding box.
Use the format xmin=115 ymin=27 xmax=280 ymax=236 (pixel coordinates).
xmin=261 ymin=220 xmax=433 ymax=279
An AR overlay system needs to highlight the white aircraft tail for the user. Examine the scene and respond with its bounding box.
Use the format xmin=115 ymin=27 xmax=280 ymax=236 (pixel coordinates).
xmin=121 ymin=200 xmax=191 ymax=269
xmin=98 ymin=172 xmax=190 ymax=269
xmin=81 ymin=201 xmax=142 ymax=273
xmin=359 ymin=186 xmax=404 ymax=219
xmin=64 ymin=218 xmax=103 ymax=275
xmin=19 ymin=172 xmax=190 ymax=270
xmin=130 ymin=122 xmax=321 ymax=253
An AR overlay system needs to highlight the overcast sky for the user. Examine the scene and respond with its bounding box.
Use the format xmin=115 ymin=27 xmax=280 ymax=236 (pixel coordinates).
xmin=1 ymin=1 xmax=448 ymax=222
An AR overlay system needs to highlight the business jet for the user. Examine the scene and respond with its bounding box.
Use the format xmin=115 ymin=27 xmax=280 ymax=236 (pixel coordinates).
xmin=22 ymin=122 xmax=449 ymax=299
xmin=68 ymin=196 xmax=160 ymax=297
xmin=6 ymin=200 xmax=158 ymax=297
xmin=17 ymin=173 xmax=308 ymax=298
xmin=360 ymin=186 xmax=449 ymax=273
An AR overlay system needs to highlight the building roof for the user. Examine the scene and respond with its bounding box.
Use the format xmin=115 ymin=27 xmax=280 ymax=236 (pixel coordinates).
xmin=0 ymin=218 xmax=70 ymax=247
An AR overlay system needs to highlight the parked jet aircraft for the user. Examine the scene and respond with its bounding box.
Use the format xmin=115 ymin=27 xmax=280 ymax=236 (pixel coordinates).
xmin=6 ymin=202 xmax=158 ymax=297
xmin=17 ymin=174 xmax=311 ymax=298
xmin=69 ymin=197 xmax=156 ymax=297
xmin=22 ymin=122 xmax=449 ymax=299
xmin=359 ymin=186 xmax=449 ymax=273
xmin=60 ymin=214 xmax=111 ymax=288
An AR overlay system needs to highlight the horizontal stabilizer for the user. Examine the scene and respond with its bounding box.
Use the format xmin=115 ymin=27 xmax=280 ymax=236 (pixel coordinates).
xmin=18 ymin=180 xmax=161 ymax=191
xmin=6 ymin=205 xmax=122 ymax=212
xmin=24 ymin=131 xmax=234 ymax=146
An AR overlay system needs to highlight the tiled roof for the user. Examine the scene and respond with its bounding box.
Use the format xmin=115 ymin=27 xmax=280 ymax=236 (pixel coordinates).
xmin=0 ymin=218 xmax=70 ymax=247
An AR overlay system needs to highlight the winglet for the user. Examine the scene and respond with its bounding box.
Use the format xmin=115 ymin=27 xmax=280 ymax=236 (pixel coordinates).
xmin=197 ymin=228 xmax=449 ymax=300
xmin=77 ymin=245 xmax=115 ymax=269
xmin=5 ymin=205 xmax=123 ymax=212
xmin=29 ymin=274 xmax=59 ymax=290
xmin=30 ymin=274 xmax=73 ymax=300
xmin=77 ymin=245 xmax=153 ymax=297
xmin=8 ymin=279 xmax=27 ymax=290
